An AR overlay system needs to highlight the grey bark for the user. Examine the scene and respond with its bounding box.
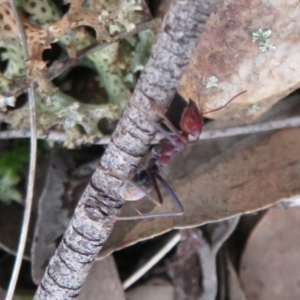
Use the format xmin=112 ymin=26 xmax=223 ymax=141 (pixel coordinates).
xmin=34 ymin=0 xmax=218 ymax=299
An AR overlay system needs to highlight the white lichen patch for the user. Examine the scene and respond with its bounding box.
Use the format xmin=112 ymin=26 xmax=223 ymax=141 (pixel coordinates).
xmin=58 ymin=102 xmax=83 ymax=129
xmin=252 ymin=29 xmax=276 ymax=52
xmin=206 ymin=76 xmax=218 ymax=88
xmin=248 ymin=103 xmax=261 ymax=114
xmin=0 ymin=95 xmax=16 ymax=110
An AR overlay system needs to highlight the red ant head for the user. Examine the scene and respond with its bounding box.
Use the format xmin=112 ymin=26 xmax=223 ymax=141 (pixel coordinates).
xmin=180 ymin=99 xmax=203 ymax=137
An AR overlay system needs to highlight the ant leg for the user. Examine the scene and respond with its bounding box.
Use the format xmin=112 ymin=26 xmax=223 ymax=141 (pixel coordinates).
xmin=130 ymin=100 xmax=187 ymax=145
xmin=147 ymin=168 xmax=163 ymax=205
xmin=130 ymin=101 xmax=176 ymax=145
xmin=146 ymin=99 xmax=187 ymax=144
xmin=116 ymin=169 xmax=184 ymax=220
xmin=155 ymin=171 xmax=184 ymax=212
xmin=115 ymin=208 xmax=185 ymax=220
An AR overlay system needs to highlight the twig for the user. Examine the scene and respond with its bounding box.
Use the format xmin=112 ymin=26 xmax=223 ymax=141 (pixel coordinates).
xmin=5 ymin=18 xmax=162 ymax=98
xmin=197 ymin=230 xmax=215 ymax=300
xmin=122 ymin=232 xmax=181 ymax=290
xmin=200 ymin=116 xmax=300 ymax=140
xmin=46 ymin=18 xmax=162 ymax=81
xmin=0 ymin=129 xmax=66 ymax=142
xmin=2 ymin=116 xmax=300 ymax=144
xmin=77 ymin=18 xmax=162 ymax=59
xmin=34 ymin=1 xmax=217 ymax=299
xmin=199 ymin=216 xmax=240 ymax=300
xmin=210 ymin=216 xmax=240 ymax=256
xmin=5 ymin=1 xmax=37 ymax=300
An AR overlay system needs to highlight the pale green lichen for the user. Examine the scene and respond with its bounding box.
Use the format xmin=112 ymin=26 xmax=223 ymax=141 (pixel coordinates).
xmin=206 ymin=76 xmax=218 ymax=88
xmin=88 ymin=43 xmax=131 ymax=109
xmin=0 ymin=141 xmax=29 ymax=203
xmin=252 ymin=29 xmax=276 ymax=52
xmin=248 ymin=103 xmax=260 ymax=114
xmin=0 ymin=95 xmax=16 ymax=110
xmin=102 ymin=0 xmax=144 ymax=33
xmin=0 ymin=0 xmax=155 ymax=145
xmin=7 ymin=88 xmax=119 ymax=147
xmin=129 ymin=30 xmax=156 ymax=73
xmin=0 ymin=172 xmax=23 ymax=203
xmin=0 ymin=41 xmax=25 ymax=94
xmin=57 ymin=102 xmax=84 ymax=129
xmin=16 ymin=0 xmax=61 ymax=24
xmin=0 ymin=0 xmax=156 ymax=203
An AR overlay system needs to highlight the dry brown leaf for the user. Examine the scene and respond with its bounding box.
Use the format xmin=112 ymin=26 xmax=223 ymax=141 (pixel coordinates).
xmin=239 ymin=207 xmax=300 ymax=300
xmin=0 ymin=2 xmax=53 ymax=99
xmin=23 ymin=19 xmax=51 ymax=61
xmin=126 ymin=283 xmax=174 ymax=300
xmin=0 ymin=3 xmax=20 ymax=40
xmin=179 ymin=0 xmax=300 ymax=124
xmin=78 ymin=256 xmax=125 ymax=300
xmin=48 ymin=0 xmax=111 ymax=42
xmin=99 ymin=123 xmax=300 ymax=258
xmin=0 ymin=3 xmax=51 ymax=60
xmin=31 ymin=151 xmax=75 ymax=284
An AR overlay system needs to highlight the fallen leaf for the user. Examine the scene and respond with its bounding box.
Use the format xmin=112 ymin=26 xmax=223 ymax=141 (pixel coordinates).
xmin=239 ymin=207 xmax=300 ymax=300
xmin=99 ymin=95 xmax=300 ymax=258
xmin=179 ymin=0 xmax=300 ymax=124
xmin=126 ymin=283 xmax=174 ymax=300
xmin=31 ymin=150 xmax=76 ymax=283
xmin=78 ymin=256 xmax=125 ymax=300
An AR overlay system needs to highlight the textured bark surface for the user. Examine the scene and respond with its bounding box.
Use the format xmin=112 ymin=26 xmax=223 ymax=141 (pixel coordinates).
xmin=34 ymin=0 xmax=218 ymax=299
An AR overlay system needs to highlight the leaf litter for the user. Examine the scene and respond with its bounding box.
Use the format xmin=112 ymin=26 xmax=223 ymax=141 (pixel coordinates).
xmin=1 ymin=0 xmax=300 ymax=298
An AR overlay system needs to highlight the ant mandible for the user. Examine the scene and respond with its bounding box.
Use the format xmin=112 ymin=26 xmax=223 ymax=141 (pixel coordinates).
xmin=116 ymin=91 xmax=247 ymax=220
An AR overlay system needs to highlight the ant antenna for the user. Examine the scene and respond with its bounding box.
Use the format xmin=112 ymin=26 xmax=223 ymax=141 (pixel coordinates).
xmin=202 ymin=90 xmax=247 ymax=115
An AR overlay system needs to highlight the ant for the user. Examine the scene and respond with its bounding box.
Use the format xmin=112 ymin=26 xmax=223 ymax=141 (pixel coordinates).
xmin=116 ymin=90 xmax=246 ymax=220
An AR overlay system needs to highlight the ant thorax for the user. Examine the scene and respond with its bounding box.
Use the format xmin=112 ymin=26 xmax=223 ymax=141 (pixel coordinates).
xmin=152 ymin=135 xmax=187 ymax=166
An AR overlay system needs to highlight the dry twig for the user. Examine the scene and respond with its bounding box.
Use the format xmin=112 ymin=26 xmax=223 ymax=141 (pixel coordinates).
xmin=2 ymin=116 xmax=300 ymax=144
xmin=122 ymin=232 xmax=181 ymax=290
xmin=5 ymin=1 xmax=37 ymax=300
xmin=199 ymin=217 xmax=240 ymax=300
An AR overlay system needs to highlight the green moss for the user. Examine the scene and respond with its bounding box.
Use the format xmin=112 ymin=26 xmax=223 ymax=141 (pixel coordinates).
xmin=0 ymin=140 xmax=49 ymax=203
xmin=0 ymin=140 xmax=29 ymax=203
